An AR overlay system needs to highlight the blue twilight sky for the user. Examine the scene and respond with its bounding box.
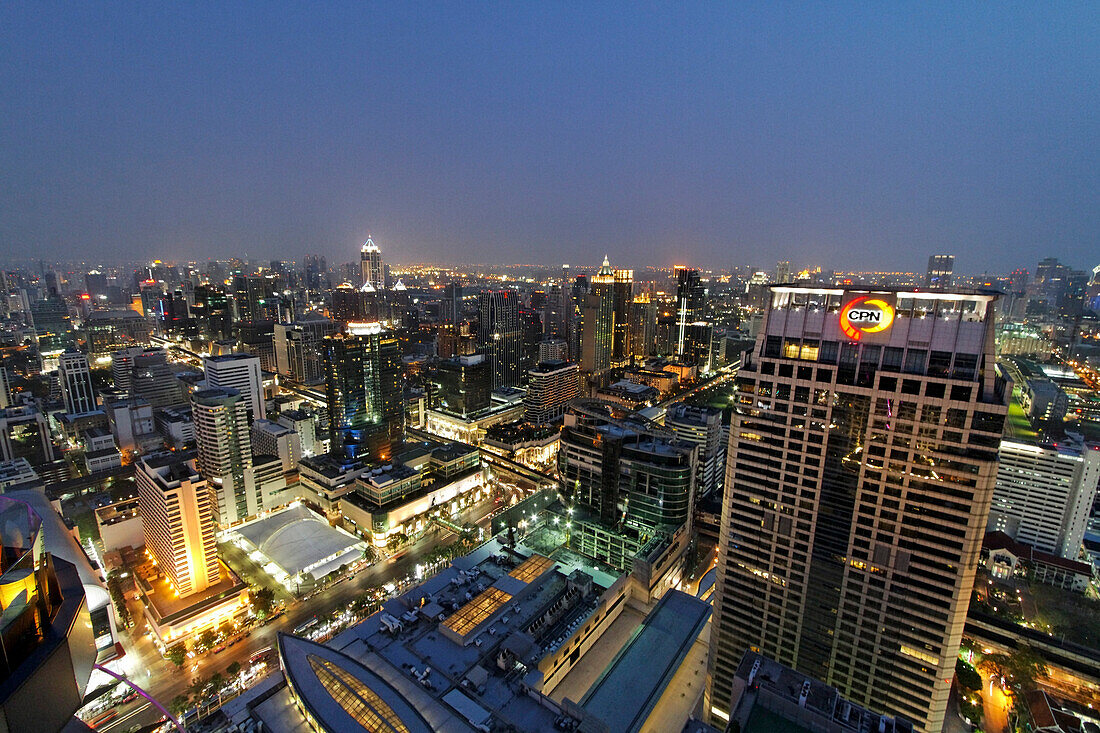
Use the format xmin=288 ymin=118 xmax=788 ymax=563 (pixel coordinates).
xmin=1 ymin=3 xmax=1097 ymax=273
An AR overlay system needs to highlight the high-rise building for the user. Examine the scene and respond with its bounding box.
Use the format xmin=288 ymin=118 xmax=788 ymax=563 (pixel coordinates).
xmin=303 ymin=254 xmax=328 ymax=292
xmin=665 ymin=402 xmax=725 ymax=498
xmin=360 ymin=236 xmax=384 ymax=291
xmin=630 ymin=294 xmax=658 ymax=358
xmin=525 ymin=360 xmax=580 ymax=424
xmin=709 ymin=286 xmax=1008 ymax=733
xmin=204 ymin=352 xmax=265 ymax=421
xmin=543 ymin=283 xmax=567 ymax=341
xmin=989 ymin=437 xmax=1100 ymax=559
xmin=775 ymin=260 xmax=792 ymax=283
xmin=191 ymin=387 xmax=254 ymax=525
xmin=136 ymin=454 xmax=219 ymax=596
xmin=580 ymin=257 xmax=616 ymax=375
xmin=674 ymin=267 xmax=706 ymax=359
xmin=558 ymin=401 xmax=696 ymax=570
xmin=0 ymin=366 xmax=10 ymax=409
xmin=434 ymin=353 xmax=492 ymax=417
xmin=274 ymin=315 xmax=337 ymax=384
xmin=611 ymin=266 xmax=633 ymax=366
xmin=442 ymin=282 xmax=463 ymax=324
xmin=58 ymin=350 xmax=97 ymax=415
xmin=251 ymin=419 xmax=303 ymax=473
xmin=30 ymin=291 xmax=73 ymax=352
xmin=324 ymin=324 xmax=403 ymax=462
xmin=478 ymin=290 xmax=522 ymax=390
xmin=925 ymin=255 xmax=955 ymax=289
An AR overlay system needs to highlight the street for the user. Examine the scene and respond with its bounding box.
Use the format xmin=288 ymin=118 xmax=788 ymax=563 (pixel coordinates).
xmin=979 ymin=668 xmax=1012 ymax=733
xmin=97 ymin=496 xmax=498 ymax=732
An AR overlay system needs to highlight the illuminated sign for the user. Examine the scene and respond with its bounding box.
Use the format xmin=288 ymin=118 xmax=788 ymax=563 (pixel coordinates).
xmin=840 ymin=296 xmax=894 ymax=341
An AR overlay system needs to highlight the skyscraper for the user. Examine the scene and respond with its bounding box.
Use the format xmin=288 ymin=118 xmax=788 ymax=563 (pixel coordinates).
xmin=477 ymin=290 xmax=522 ymax=390
xmin=925 ymin=255 xmax=955 ymax=289
xmin=136 ymin=454 xmax=219 ymax=596
xmin=674 ymin=266 xmax=706 ymax=360
xmin=204 ymin=352 xmax=265 ymax=421
xmin=580 ymin=257 xmax=616 ymax=375
xmin=709 ymin=285 xmax=1008 ymax=733
xmin=360 ymin=236 xmax=384 ymax=291
xmin=191 ymin=387 xmax=253 ymax=525
xmin=611 ymin=266 xmax=633 ymax=366
xmin=58 ymin=350 xmax=97 ymax=415
xmin=324 ymin=323 xmax=403 ymax=462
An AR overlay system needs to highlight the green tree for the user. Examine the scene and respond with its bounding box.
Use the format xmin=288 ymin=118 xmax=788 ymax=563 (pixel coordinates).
xmin=955 ymin=658 xmax=982 ymax=693
xmin=227 ymin=661 xmax=241 ymax=677
xmin=169 ymin=694 xmax=190 ymax=716
xmin=250 ymin=587 xmax=276 ymax=618
xmin=165 ymin=645 xmax=186 ymax=668
xmin=197 ymin=629 xmax=217 ymax=651
xmin=1005 ymin=644 xmax=1047 ymax=692
xmin=207 ymin=672 xmax=225 ymax=693
xmin=362 ymin=544 xmax=379 ymax=563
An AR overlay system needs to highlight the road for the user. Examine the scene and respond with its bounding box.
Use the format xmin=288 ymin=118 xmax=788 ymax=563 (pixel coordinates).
xmin=979 ymin=668 xmax=1012 ymax=733
xmin=98 ymin=496 xmax=497 ymax=732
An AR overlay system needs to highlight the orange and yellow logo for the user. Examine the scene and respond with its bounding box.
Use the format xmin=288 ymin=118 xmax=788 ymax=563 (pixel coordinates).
xmin=840 ymin=296 xmax=895 ymax=341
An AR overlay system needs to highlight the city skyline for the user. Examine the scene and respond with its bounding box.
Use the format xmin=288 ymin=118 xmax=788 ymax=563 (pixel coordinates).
xmin=3 ymin=5 xmax=1098 ymax=270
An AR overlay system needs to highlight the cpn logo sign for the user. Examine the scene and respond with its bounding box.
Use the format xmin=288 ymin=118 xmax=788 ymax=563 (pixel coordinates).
xmin=840 ymin=296 xmax=894 ymax=341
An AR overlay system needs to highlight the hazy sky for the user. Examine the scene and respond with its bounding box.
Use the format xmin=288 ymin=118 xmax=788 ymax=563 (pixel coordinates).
xmin=1 ymin=3 xmax=1097 ymax=273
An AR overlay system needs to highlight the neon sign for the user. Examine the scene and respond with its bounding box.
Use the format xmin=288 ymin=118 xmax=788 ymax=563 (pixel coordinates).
xmin=840 ymin=296 xmax=895 ymax=341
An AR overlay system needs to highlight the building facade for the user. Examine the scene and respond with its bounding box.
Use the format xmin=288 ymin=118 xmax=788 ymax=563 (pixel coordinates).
xmin=709 ymin=286 xmax=1008 ymax=733
xmin=525 ymin=360 xmax=580 ymax=424
xmin=58 ymin=350 xmax=97 ymax=415
xmin=204 ymin=352 xmax=265 ymax=421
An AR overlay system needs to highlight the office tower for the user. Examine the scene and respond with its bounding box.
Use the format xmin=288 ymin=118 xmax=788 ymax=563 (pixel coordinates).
xmin=674 ymin=267 xmax=705 ymax=359
xmin=0 ymin=366 xmax=9 ymax=409
xmin=709 ymin=286 xmax=1008 ymax=732
xmin=204 ymin=352 xmax=265 ymax=421
xmin=543 ymin=284 xmax=567 ymax=340
xmin=29 ymin=291 xmax=73 ymax=352
xmin=303 ymin=254 xmax=328 ymax=291
xmin=989 ymin=437 xmax=1100 ymax=559
xmin=324 ymin=324 xmax=403 ymax=462
xmin=434 ymin=354 xmax=492 ymax=416
xmin=360 ymin=236 xmax=384 ymax=291
xmin=442 ymin=282 xmax=463 ymax=324
xmin=192 ymin=387 xmax=254 ymax=525
xmin=112 ymin=347 xmax=184 ymax=408
xmin=136 ymin=454 xmax=219 ymax=596
xmin=776 ymin=260 xmax=792 ymax=284
xmin=57 ymin=351 xmax=97 ymax=415
xmin=84 ymin=269 xmax=108 ymax=300
xmin=611 ymin=266 xmax=633 ymax=366
xmin=331 ymin=282 xmax=363 ymax=324
xmin=525 ymin=360 xmax=580 ymax=423
xmin=558 ymin=401 xmax=696 ymax=569
xmin=191 ymin=284 xmax=232 ymax=341
xmin=665 ymin=402 xmax=725 ymax=498
xmin=630 ymin=294 xmax=658 ymax=358
xmin=478 ymin=290 xmax=522 ymax=390
xmin=925 ymin=255 xmax=955 ymax=289
xmin=251 ymin=419 xmax=303 ymax=473
xmin=580 ymin=257 xmax=616 ymax=375
xmin=274 ymin=315 xmax=337 ymax=384
xmin=538 ymin=338 xmax=569 ymax=362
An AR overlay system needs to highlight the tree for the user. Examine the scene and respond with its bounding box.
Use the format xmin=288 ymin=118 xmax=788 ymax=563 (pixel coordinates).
xmin=1005 ymin=644 xmax=1047 ymax=692
xmin=362 ymin=544 xmax=379 ymax=563
xmin=250 ymin=587 xmax=275 ymax=618
xmin=197 ymin=629 xmax=217 ymax=651
xmin=955 ymin=658 xmax=982 ymax=693
xmin=227 ymin=661 xmax=241 ymax=677
xmin=165 ymin=645 xmax=186 ymax=668
xmin=207 ymin=672 xmax=225 ymax=693
xmin=169 ymin=694 xmax=190 ymax=716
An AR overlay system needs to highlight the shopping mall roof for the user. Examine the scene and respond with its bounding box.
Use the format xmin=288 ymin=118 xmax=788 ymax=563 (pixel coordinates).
xmin=579 ymin=590 xmax=711 ymax=733
xmin=232 ymin=504 xmax=366 ymax=580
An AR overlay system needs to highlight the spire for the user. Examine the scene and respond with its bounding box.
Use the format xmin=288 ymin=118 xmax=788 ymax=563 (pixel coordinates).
xmin=597 ymin=255 xmax=614 ymax=277
xmin=361 ymin=235 xmax=379 ymax=253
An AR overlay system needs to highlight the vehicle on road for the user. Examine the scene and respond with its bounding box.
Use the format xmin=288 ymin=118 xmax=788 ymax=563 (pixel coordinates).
xmin=89 ymin=709 xmax=118 ymax=729
xmin=293 ymin=616 xmax=318 ymax=635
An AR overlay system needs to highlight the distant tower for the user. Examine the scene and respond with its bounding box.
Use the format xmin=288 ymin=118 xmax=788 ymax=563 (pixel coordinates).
xmin=581 ymin=256 xmax=616 ymax=374
xmin=775 ymin=260 xmax=791 ymax=284
xmin=925 ymin=254 xmax=955 ymax=288
xmin=478 ymin=291 xmax=522 ymax=390
xmin=360 ymin=237 xmax=384 ymax=291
